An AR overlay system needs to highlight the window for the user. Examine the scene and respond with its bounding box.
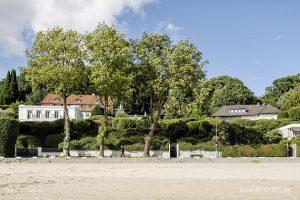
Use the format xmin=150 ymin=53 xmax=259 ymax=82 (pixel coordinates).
xmin=36 ymin=110 xmax=41 ymax=118
xmin=27 ymin=110 xmax=32 ymax=119
xmin=54 ymin=111 xmax=59 ymax=118
xmin=45 ymin=111 xmax=50 ymax=118
xmin=75 ymin=99 xmax=81 ymax=103
xmin=86 ymin=105 xmax=91 ymax=109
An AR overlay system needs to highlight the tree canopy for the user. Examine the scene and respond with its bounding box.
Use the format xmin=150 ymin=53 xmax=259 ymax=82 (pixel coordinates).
xmin=25 ymin=27 xmax=88 ymax=156
xmin=262 ymin=74 xmax=300 ymax=106
xmin=199 ymin=75 xmax=256 ymax=114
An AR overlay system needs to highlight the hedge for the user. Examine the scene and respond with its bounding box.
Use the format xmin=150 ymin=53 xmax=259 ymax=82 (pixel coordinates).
xmin=112 ymin=117 xmax=149 ymax=130
xmin=44 ymin=134 xmax=64 ymax=148
xmin=16 ymin=135 xmax=39 ymax=149
xmin=221 ymin=142 xmax=287 ymax=157
xmin=291 ymin=137 xmax=300 ymax=157
xmin=19 ymin=119 xmax=64 ymax=142
xmin=178 ymin=141 xmax=216 ymax=151
xmin=0 ymin=117 xmax=19 ymax=157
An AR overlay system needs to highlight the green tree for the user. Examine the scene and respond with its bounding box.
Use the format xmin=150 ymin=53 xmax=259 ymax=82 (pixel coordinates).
xmin=85 ymin=23 xmax=132 ymax=157
xmin=9 ymin=69 xmax=19 ymax=103
xmin=133 ymin=33 xmax=206 ymax=156
xmin=277 ymin=87 xmax=300 ymax=110
xmin=25 ymin=27 xmax=87 ymax=156
xmin=1 ymin=71 xmax=11 ymax=105
xmin=199 ymin=76 xmax=256 ymax=114
xmin=262 ymin=74 xmax=300 ymax=106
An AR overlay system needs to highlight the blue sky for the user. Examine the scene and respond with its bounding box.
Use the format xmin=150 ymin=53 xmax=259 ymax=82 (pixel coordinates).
xmin=0 ymin=0 xmax=299 ymax=96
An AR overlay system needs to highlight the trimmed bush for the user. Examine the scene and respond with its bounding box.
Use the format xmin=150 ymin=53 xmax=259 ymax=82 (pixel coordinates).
xmin=59 ymin=136 xmax=98 ymax=150
xmin=0 ymin=117 xmax=19 ymax=157
xmin=263 ymin=129 xmax=282 ymax=144
xmin=0 ymin=111 xmax=15 ymax=119
xmin=160 ymin=119 xmax=189 ymax=142
xmin=91 ymin=105 xmax=104 ymax=116
xmin=44 ymin=134 xmax=64 ymax=148
xmin=288 ymin=107 xmax=300 ymax=120
xmin=16 ymin=135 xmax=39 ymax=149
xmin=178 ymin=141 xmax=216 ymax=151
xmin=112 ymin=118 xmax=149 ymax=130
xmin=291 ymin=136 xmax=300 ymax=157
xmin=221 ymin=142 xmax=287 ymax=157
xmin=278 ymin=111 xmax=289 ymax=119
xmin=19 ymin=119 xmax=64 ymax=142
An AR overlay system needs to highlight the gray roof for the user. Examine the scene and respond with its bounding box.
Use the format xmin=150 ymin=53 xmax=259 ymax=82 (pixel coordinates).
xmin=211 ymin=104 xmax=281 ymax=117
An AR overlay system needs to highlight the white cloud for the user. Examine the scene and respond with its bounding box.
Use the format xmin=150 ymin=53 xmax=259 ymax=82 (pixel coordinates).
xmin=274 ymin=34 xmax=282 ymax=41
xmin=0 ymin=0 xmax=154 ymax=56
xmin=156 ymin=19 xmax=183 ymax=41
xmin=166 ymin=22 xmax=182 ymax=32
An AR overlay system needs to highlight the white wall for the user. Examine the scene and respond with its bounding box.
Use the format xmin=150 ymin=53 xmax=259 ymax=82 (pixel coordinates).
xmin=38 ymin=148 xmax=218 ymax=158
xmin=19 ymin=105 xmax=83 ymax=122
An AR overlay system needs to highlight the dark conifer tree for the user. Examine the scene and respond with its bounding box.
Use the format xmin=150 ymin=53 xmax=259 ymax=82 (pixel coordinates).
xmin=9 ymin=69 xmax=19 ymax=103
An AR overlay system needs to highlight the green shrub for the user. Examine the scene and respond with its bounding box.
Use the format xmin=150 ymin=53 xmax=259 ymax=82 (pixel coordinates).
xmin=291 ymin=136 xmax=300 ymax=157
xmin=60 ymin=136 xmax=99 ymax=150
xmin=0 ymin=117 xmax=19 ymax=157
xmin=91 ymin=105 xmax=104 ymax=116
xmin=263 ymin=129 xmax=282 ymax=144
xmin=288 ymin=107 xmax=300 ymax=120
xmin=0 ymin=111 xmax=15 ymax=119
xmin=125 ymin=143 xmax=144 ymax=151
xmin=278 ymin=111 xmax=289 ymax=119
xmin=19 ymin=119 xmax=64 ymax=142
xmin=16 ymin=135 xmax=39 ymax=149
xmin=112 ymin=118 xmax=149 ymax=130
xmin=221 ymin=142 xmax=287 ymax=157
xmin=71 ymin=119 xmax=98 ymax=139
xmin=44 ymin=134 xmax=64 ymax=148
xmin=178 ymin=141 xmax=216 ymax=151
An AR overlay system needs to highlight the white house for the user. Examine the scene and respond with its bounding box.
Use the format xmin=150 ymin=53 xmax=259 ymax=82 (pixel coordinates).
xmin=18 ymin=105 xmax=83 ymax=122
xmin=211 ymin=103 xmax=281 ymax=121
xmin=278 ymin=124 xmax=300 ymax=139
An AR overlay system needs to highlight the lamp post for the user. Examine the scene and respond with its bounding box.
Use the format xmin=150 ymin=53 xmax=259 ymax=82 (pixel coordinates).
xmin=215 ymin=122 xmax=219 ymax=158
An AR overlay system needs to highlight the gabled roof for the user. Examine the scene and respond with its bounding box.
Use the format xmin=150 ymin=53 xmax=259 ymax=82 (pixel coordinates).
xmin=211 ymin=104 xmax=281 ymax=117
xmin=41 ymin=94 xmax=113 ymax=112
xmin=279 ymin=124 xmax=300 ymax=130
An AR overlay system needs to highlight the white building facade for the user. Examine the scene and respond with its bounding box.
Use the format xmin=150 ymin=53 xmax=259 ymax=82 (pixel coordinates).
xmin=278 ymin=124 xmax=300 ymax=139
xmin=18 ymin=105 xmax=83 ymax=122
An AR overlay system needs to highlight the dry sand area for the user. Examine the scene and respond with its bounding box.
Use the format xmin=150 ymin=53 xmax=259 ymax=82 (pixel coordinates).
xmin=0 ymin=158 xmax=300 ymax=200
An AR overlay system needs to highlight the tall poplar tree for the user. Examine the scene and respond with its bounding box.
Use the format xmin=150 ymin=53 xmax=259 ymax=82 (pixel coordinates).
xmin=9 ymin=69 xmax=19 ymax=103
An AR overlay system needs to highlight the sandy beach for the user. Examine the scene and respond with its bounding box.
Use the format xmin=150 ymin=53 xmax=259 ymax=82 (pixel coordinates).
xmin=0 ymin=158 xmax=299 ymax=200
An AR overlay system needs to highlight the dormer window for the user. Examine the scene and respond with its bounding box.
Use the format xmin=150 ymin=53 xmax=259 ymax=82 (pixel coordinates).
xmin=229 ymin=108 xmax=247 ymax=114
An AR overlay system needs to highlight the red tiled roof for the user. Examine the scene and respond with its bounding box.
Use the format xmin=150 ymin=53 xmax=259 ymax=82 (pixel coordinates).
xmin=41 ymin=94 xmax=113 ymax=112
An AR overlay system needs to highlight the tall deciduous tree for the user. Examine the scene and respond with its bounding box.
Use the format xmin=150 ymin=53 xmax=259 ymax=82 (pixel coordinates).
xmin=85 ymin=23 xmax=132 ymax=157
xmin=133 ymin=33 xmax=206 ymax=156
xmin=25 ymin=28 xmax=87 ymax=156
xmin=277 ymin=87 xmax=300 ymax=110
xmin=262 ymin=74 xmax=300 ymax=106
xmin=199 ymin=75 xmax=256 ymax=115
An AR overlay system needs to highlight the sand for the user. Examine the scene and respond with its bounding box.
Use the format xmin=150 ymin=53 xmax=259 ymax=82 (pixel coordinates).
xmin=0 ymin=158 xmax=299 ymax=200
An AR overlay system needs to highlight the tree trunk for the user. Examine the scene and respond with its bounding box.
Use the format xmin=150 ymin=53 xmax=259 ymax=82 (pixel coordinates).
xmin=63 ymin=94 xmax=70 ymax=156
xmin=99 ymin=95 xmax=108 ymax=157
xmin=143 ymin=109 xmax=161 ymax=157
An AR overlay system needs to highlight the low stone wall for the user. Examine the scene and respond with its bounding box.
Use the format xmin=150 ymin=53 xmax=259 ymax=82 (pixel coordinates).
xmin=180 ymin=150 xmax=219 ymax=158
xmin=38 ymin=147 xmax=217 ymax=158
